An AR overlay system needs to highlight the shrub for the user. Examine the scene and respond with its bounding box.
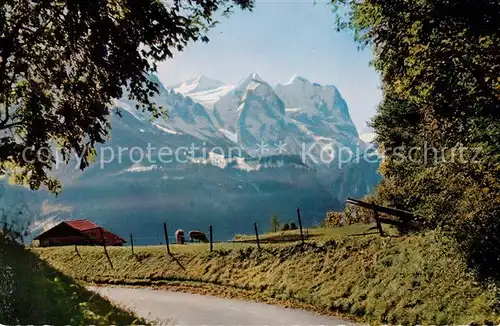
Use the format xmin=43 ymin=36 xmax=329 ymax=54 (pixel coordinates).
xmin=270 ymin=215 xmax=280 ymax=232
xmin=344 ymin=205 xmax=373 ymax=225
xmin=325 ymin=211 xmax=344 ymax=227
xmin=326 ymin=195 xmax=376 ymax=228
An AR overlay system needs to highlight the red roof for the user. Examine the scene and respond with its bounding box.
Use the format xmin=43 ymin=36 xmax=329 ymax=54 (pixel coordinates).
xmin=65 ymin=219 xmax=99 ymax=231
xmin=81 ymin=227 xmax=125 ymax=245
xmin=34 ymin=219 xmax=125 ymax=246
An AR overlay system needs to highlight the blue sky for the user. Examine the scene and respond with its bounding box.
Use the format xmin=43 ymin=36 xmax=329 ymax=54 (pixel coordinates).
xmin=157 ymin=1 xmax=381 ymax=133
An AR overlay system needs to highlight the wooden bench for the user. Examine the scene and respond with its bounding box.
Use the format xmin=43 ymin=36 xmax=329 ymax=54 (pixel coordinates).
xmin=346 ymin=198 xmax=420 ymax=236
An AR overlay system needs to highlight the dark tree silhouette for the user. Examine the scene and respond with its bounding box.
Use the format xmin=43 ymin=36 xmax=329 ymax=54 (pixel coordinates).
xmin=0 ymin=0 xmax=253 ymax=192
xmin=333 ymin=0 xmax=500 ymax=279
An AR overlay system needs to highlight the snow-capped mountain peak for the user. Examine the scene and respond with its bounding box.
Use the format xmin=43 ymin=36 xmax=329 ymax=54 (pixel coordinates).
xmin=275 ymin=77 xmax=354 ymax=122
xmin=250 ymin=73 xmax=265 ymax=83
xmin=172 ymin=75 xmax=226 ymax=95
xmin=126 ymin=73 xmax=360 ymax=156
xmin=236 ymin=73 xmax=267 ymax=90
xmin=284 ymin=74 xmax=311 ymax=86
xmin=359 ymin=132 xmax=377 ymax=144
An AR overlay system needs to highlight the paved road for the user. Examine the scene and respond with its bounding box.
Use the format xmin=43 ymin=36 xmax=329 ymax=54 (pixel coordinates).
xmin=89 ymin=286 xmax=355 ymax=325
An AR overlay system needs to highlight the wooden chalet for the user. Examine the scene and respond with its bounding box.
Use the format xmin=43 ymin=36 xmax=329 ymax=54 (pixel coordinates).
xmin=33 ymin=219 xmax=126 ymax=247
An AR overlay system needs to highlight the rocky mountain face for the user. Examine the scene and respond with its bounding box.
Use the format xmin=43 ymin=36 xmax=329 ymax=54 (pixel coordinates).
xmin=9 ymin=74 xmax=380 ymax=243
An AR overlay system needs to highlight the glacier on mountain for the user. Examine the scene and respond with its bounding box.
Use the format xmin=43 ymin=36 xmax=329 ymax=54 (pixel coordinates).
xmin=172 ymin=75 xmax=226 ymax=95
xmin=172 ymin=76 xmax=234 ymax=109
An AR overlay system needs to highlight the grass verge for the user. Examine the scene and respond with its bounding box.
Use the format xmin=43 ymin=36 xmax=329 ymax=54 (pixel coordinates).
xmin=35 ymin=231 xmax=500 ymax=325
xmin=0 ymin=235 xmax=144 ymax=325
xmin=234 ymin=224 xmax=380 ymax=242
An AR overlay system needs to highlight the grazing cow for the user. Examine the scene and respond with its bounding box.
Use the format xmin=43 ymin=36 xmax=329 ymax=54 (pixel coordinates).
xmin=189 ymin=230 xmax=208 ymax=243
xmin=175 ymin=229 xmax=185 ymax=244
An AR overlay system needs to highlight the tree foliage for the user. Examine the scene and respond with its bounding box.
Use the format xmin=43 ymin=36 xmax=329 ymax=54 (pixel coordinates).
xmin=333 ymin=0 xmax=500 ymax=278
xmin=270 ymin=215 xmax=280 ymax=233
xmin=0 ymin=0 xmax=252 ymax=192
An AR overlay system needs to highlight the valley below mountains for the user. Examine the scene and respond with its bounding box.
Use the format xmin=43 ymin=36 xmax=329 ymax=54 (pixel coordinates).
xmin=5 ymin=74 xmax=380 ymax=243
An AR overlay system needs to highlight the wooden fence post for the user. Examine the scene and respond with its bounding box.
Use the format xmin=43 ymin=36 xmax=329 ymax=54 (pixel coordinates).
xmin=254 ymin=222 xmax=261 ymax=250
xmin=297 ymin=207 xmax=305 ymax=244
xmin=209 ymin=225 xmax=213 ymax=252
xmin=100 ymin=228 xmax=113 ymax=269
xmin=130 ymin=233 xmax=134 ymax=255
xmin=372 ymin=203 xmax=385 ymax=237
xmin=74 ymin=244 xmax=81 ymax=258
xmin=163 ymin=222 xmax=171 ymax=255
xmin=400 ymin=216 xmax=410 ymax=235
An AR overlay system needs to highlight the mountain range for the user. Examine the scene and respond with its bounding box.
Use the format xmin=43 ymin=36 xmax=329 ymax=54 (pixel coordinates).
xmin=4 ymin=73 xmax=381 ymax=243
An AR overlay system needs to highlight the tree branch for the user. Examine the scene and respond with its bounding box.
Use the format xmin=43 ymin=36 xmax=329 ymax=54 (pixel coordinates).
xmin=0 ymin=120 xmax=26 ymax=130
xmin=0 ymin=1 xmax=46 ymax=125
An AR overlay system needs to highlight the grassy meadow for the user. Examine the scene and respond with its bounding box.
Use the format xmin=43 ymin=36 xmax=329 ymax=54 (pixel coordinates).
xmin=34 ymin=226 xmax=500 ymax=325
xmin=234 ymin=224 xmax=383 ymax=242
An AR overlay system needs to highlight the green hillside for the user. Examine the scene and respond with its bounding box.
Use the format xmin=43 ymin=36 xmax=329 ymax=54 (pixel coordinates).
xmin=35 ymin=231 xmax=500 ymax=325
xmin=0 ymin=235 xmax=144 ymax=325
